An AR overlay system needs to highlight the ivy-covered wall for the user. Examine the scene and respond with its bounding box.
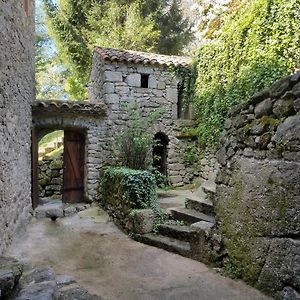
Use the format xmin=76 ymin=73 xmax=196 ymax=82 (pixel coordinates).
xmin=194 ymin=0 xmax=300 ymax=147
xmin=214 ymin=72 xmax=300 ymax=299
xmin=98 ymin=167 xmax=161 ymax=234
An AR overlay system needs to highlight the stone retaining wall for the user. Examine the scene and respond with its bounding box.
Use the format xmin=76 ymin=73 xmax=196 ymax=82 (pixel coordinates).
xmin=0 ymin=1 xmax=35 ymax=254
xmin=214 ymin=72 xmax=300 ymax=299
xmin=38 ymin=154 xmax=63 ymax=199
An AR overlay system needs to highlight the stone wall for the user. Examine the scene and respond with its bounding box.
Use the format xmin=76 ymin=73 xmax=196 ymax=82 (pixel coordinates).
xmin=89 ymin=53 xmax=199 ymax=186
xmin=214 ymin=72 xmax=300 ymax=299
xmin=38 ymin=154 xmax=63 ymax=199
xmin=0 ymin=1 xmax=35 ymax=254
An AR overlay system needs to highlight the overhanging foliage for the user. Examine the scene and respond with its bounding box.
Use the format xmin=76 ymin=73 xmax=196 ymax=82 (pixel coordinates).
xmin=194 ymin=0 xmax=300 ymax=146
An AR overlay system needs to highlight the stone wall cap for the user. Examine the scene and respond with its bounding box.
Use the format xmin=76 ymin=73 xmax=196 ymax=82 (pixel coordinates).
xmin=94 ymin=46 xmax=191 ymax=68
xmin=33 ymin=100 xmax=106 ymax=116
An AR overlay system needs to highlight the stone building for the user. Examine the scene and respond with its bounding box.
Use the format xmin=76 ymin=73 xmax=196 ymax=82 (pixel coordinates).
xmin=31 ymin=47 xmax=200 ymax=207
xmin=89 ymin=47 xmax=198 ymax=186
xmin=0 ymin=0 xmax=35 ymax=254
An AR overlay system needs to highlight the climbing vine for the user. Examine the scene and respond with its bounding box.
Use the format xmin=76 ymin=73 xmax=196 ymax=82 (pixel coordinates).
xmin=194 ymin=0 xmax=300 ymax=146
xmin=171 ymin=64 xmax=197 ymax=109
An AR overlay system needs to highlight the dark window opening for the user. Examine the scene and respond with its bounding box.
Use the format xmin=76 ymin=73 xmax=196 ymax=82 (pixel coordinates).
xmin=141 ymin=74 xmax=149 ymax=88
xmin=177 ymin=82 xmax=184 ymax=118
xmin=153 ymin=132 xmax=169 ymax=177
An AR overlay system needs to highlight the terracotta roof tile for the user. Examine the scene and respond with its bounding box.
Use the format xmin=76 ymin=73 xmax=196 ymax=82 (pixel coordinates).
xmin=94 ymin=46 xmax=191 ymax=68
xmin=33 ymin=100 xmax=106 ymax=116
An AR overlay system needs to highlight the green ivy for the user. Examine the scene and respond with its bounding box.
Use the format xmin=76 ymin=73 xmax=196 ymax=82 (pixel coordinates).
xmin=194 ymin=0 xmax=300 ymax=146
xmin=184 ymin=144 xmax=199 ymax=166
xmin=101 ymin=167 xmax=164 ymax=226
xmin=171 ymin=64 xmax=197 ymax=109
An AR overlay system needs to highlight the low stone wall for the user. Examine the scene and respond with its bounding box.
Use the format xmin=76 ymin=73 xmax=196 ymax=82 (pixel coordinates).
xmin=99 ymin=168 xmax=156 ymax=234
xmin=38 ymin=154 xmax=63 ymax=199
xmin=198 ymin=148 xmax=218 ymax=181
xmin=214 ymin=72 xmax=300 ymax=299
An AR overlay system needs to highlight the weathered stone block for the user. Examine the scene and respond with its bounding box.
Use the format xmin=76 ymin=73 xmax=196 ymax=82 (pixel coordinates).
xmin=137 ymin=66 xmax=153 ymax=74
xmin=157 ymin=81 xmax=166 ymax=90
xmin=169 ymin=175 xmax=183 ymax=185
xmin=130 ymin=209 xmax=155 ymax=234
xmin=168 ymin=163 xmax=185 ymax=171
xmin=148 ymin=75 xmax=157 ymax=89
xmin=126 ymin=74 xmax=141 ymax=87
xmin=50 ymin=160 xmax=63 ymax=170
xmin=254 ymin=98 xmax=273 ymax=118
xmin=105 ymin=94 xmax=120 ymax=104
xmin=166 ymin=88 xmax=177 ymax=103
xmin=273 ymin=99 xmax=294 ymax=118
xmin=103 ymin=82 xmax=114 ymax=94
xmin=104 ymin=71 xmax=122 ymax=82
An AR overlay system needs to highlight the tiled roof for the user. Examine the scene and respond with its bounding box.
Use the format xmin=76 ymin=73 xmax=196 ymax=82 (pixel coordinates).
xmin=33 ymin=100 xmax=106 ymax=116
xmin=94 ymin=46 xmax=191 ymax=68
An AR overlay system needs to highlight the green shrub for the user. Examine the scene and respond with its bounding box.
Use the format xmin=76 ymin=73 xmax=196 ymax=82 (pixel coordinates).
xmin=194 ymin=0 xmax=300 ymax=146
xmin=114 ymin=102 xmax=164 ymax=170
xmin=100 ymin=167 xmax=163 ymax=224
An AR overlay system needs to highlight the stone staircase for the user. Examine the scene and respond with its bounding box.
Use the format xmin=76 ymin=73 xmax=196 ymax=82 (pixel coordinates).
xmin=38 ymin=137 xmax=64 ymax=159
xmin=139 ymin=178 xmax=217 ymax=261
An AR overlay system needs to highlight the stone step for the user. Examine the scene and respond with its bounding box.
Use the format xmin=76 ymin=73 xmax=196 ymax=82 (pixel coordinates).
xmin=201 ymin=180 xmax=216 ymax=195
xmin=158 ymin=224 xmax=194 ymax=242
xmin=139 ymin=233 xmax=191 ymax=257
xmin=169 ymin=207 xmax=215 ymax=225
xmin=190 ymin=221 xmax=215 ymax=231
xmin=185 ymin=196 xmax=214 ymax=215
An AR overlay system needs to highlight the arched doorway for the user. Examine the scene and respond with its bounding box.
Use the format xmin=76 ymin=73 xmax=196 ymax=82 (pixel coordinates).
xmin=32 ymin=127 xmax=86 ymax=208
xmin=153 ymin=132 xmax=169 ymax=176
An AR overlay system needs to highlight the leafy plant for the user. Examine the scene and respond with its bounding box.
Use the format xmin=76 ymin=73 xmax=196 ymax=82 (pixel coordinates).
xmin=172 ymin=64 xmax=197 ymax=111
xmin=114 ymin=102 xmax=164 ymax=170
xmin=150 ymin=167 xmax=168 ymax=189
xmin=101 ymin=167 xmax=164 ymax=227
xmin=184 ymin=144 xmax=199 ymax=166
xmin=194 ymin=0 xmax=300 ymax=146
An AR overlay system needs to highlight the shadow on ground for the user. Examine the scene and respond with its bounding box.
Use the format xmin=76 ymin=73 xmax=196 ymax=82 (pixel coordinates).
xmin=8 ymin=207 xmax=272 ymax=300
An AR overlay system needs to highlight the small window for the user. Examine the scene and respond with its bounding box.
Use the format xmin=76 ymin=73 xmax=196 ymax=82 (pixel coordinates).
xmin=177 ymin=82 xmax=184 ymax=118
xmin=141 ymin=74 xmax=149 ymax=88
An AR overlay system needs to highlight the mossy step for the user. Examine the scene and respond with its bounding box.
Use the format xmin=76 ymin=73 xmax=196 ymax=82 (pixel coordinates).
xmin=185 ymin=197 xmax=214 ymax=216
xmin=158 ymin=224 xmax=194 ymax=242
xmin=139 ymin=233 xmax=191 ymax=257
xmin=169 ymin=207 xmax=215 ymax=225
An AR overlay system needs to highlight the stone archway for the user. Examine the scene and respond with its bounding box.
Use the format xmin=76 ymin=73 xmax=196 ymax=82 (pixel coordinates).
xmin=32 ymin=100 xmax=106 ymax=208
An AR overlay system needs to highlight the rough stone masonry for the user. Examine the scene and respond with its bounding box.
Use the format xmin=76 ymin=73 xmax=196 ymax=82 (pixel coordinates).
xmin=0 ymin=1 xmax=35 ymax=254
xmin=214 ymin=72 xmax=300 ymax=299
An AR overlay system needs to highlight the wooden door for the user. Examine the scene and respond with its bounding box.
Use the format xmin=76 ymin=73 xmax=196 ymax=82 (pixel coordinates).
xmin=62 ymin=131 xmax=85 ymax=203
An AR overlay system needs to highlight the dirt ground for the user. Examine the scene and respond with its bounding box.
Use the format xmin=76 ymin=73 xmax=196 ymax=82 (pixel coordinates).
xmin=8 ymin=207 xmax=272 ymax=300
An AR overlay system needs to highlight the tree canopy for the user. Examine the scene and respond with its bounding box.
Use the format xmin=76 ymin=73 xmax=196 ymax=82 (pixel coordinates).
xmin=194 ymin=0 xmax=300 ymax=146
xmin=43 ymin=0 xmax=193 ymax=99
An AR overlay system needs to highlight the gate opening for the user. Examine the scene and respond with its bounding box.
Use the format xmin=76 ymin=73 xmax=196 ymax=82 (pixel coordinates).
xmin=32 ymin=128 xmax=86 ymax=208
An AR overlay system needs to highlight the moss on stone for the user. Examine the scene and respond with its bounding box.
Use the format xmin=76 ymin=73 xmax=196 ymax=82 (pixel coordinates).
xmin=259 ymin=116 xmax=280 ymax=127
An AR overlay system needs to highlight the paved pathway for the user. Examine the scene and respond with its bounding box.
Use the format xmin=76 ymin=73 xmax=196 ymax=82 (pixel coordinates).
xmin=8 ymin=208 xmax=272 ymax=300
